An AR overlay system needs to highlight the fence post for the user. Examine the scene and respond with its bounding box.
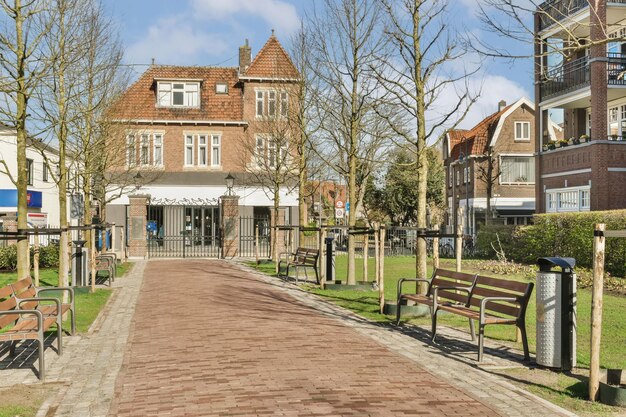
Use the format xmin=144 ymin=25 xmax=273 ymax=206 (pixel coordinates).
xmin=120 ymin=227 xmax=126 ymax=262
xmin=33 ymin=230 xmax=40 ymax=287
xmin=379 ymin=226 xmax=386 ymax=314
xmin=589 ymin=223 xmax=606 ymax=401
xmin=433 ymin=224 xmax=440 ymax=270
xmin=255 ymin=224 xmax=260 ymax=267
xmin=363 ymin=232 xmax=369 ymax=282
xmin=455 ymin=207 xmax=464 ymax=272
xmin=111 ymin=222 xmax=116 ymax=254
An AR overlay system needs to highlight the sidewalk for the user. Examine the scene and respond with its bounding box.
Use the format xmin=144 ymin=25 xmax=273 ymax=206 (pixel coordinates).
xmin=28 ymin=259 xmax=577 ymax=416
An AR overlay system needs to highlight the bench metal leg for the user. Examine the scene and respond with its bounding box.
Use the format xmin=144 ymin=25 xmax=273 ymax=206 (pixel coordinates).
xmin=9 ymin=340 xmax=17 ymax=356
xmin=71 ymin=309 xmax=76 ymax=335
xmin=469 ymin=319 xmax=476 ymax=342
xmin=478 ymin=324 xmax=485 ymax=362
xmin=56 ymin=317 xmax=63 ymax=356
xmin=519 ymin=321 xmax=530 ymax=361
xmin=314 ymin=267 xmax=319 ymax=284
xmin=38 ymin=338 xmax=45 ymax=380
xmin=431 ymin=309 xmax=438 ymax=343
xmin=395 ymin=297 xmax=402 ymax=326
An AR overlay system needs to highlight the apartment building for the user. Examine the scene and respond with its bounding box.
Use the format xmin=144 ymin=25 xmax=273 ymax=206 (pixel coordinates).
xmin=444 ymin=97 xmax=548 ymax=235
xmin=535 ymin=0 xmax=626 ymax=213
xmin=106 ymin=35 xmax=301 ymax=257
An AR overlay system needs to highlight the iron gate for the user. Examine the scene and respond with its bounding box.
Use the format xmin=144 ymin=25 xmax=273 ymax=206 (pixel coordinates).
xmin=147 ymin=205 xmax=221 ymax=258
xmin=239 ymin=216 xmax=271 ymax=258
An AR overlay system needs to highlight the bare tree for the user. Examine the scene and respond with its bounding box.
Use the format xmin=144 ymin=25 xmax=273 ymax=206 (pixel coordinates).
xmin=375 ymin=0 xmax=479 ymax=292
xmin=289 ymin=24 xmax=322 ymax=239
xmin=475 ymin=144 xmax=501 ymax=226
xmin=0 ymin=0 xmax=52 ymax=279
xmin=308 ymin=0 xmax=388 ymax=285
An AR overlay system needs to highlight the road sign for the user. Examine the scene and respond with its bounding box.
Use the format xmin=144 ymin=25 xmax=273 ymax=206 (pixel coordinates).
xmin=335 ymin=208 xmax=344 ymax=219
xmin=335 ymin=200 xmax=344 ymax=208
xmin=345 ymin=202 xmax=350 ymax=212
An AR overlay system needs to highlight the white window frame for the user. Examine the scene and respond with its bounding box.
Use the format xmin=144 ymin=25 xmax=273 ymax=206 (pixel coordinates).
xmin=26 ymin=158 xmax=33 ymax=185
xmin=157 ymin=81 xmax=200 ymax=108
xmin=545 ymin=186 xmax=591 ymax=213
xmin=140 ymin=134 xmax=150 ymax=166
xmin=514 ymin=121 xmax=531 ymax=141
xmin=198 ymin=135 xmax=208 ymax=166
xmin=256 ymin=90 xmax=264 ymax=117
xmin=499 ymin=154 xmax=535 ymax=185
xmin=42 ymin=162 xmax=49 ymax=182
xmin=215 ymin=82 xmax=228 ymax=94
xmin=185 ymin=135 xmax=195 ymax=166
xmin=255 ymin=136 xmax=265 ymax=167
xmin=127 ymin=134 xmax=136 ymax=168
xmin=153 ymin=133 xmax=163 ymax=167
xmin=448 ymin=165 xmax=453 ymax=188
xmin=280 ymin=91 xmax=288 ymax=118
xmin=211 ymin=134 xmax=221 ymax=167
xmin=268 ymin=91 xmax=276 ymax=117
xmin=455 ymin=168 xmax=460 ymax=186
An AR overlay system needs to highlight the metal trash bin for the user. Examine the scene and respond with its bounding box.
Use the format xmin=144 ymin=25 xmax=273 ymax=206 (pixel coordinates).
xmin=325 ymin=235 xmax=335 ymax=283
xmin=71 ymin=240 xmax=88 ymax=286
xmin=536 ymin=257 xmax=577 ymax=370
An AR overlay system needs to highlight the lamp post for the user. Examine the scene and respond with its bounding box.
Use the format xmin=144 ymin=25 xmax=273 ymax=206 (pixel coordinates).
xmin=225 ymin=173 xmax=235 ymax=196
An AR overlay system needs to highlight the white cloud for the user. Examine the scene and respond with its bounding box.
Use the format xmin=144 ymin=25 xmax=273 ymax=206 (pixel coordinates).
xmin=125 ymin=16 xmax=230 ymax=65
xmin=191 ymin=0 xmax=300 ymax=36
xmin=459 ymin=74 xmax=530 ymax=129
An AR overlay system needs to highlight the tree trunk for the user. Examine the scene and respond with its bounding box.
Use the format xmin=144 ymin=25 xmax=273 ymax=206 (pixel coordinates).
xmin=15 ymin=0 xmax=29 ymax=279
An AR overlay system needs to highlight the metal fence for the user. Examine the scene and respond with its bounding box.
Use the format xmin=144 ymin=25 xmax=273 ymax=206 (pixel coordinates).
xmin=239 ymin=216 xmax=271 ymax=258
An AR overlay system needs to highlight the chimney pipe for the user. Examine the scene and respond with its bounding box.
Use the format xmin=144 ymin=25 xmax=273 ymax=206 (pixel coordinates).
xmin=239 ymin=39 xmax=251 ymax=75
xmin=498 ymin=100 xmax=507 ymax=112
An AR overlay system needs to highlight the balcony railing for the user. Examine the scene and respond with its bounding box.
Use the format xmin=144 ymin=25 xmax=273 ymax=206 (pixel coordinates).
xmin=540 ymin=56 xmax=589 ymax=100
xmin=541 ymin=135 xmax=626 ymax=152
xmin=538 ymin=0 xmax=626 ymax=31
xmin=539 ymin=53 xmax=626 ymax=101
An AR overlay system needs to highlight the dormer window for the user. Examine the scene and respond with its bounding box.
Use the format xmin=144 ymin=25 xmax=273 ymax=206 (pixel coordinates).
xmin=215 ymin=82 xmax=228 ymax=94
xmin=157 ymin=81 xmax=200 ymax=108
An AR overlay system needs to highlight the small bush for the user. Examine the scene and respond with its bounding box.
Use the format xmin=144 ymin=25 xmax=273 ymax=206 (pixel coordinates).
xmin=37 ymin=244 xmax=60 ymax=268
xmin=0 ymin=245 xmax=18 ymax=271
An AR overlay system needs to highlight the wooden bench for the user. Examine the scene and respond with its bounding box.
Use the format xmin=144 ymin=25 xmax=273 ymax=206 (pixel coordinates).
xmin=278 ymin=247 xmax=320 ymax=283
xmin=95 ymin=255 xmax=116 ymax=286
xmin=11 ymin=277 xmax=76 ymax=335
xmin=396 ymin=268 xmax=534 ymax=362
xmin=0 ymin=283 xmax=63 ymax=380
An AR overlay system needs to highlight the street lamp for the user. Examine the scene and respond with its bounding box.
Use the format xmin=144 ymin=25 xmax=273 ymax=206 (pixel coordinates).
xmin=225 ymin=173 xmax=235 ymax=196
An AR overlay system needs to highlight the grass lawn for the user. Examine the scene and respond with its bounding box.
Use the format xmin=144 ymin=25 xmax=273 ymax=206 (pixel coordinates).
xmin=250 ymin=256 xmax=626 ymax=416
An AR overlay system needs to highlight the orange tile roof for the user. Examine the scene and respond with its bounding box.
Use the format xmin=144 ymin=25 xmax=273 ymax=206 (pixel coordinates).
xmin=112 ymin=66 xmax=243 ymax=121
xmin=448 ymin=104 xmax=512 ymax=160
xmin=244 ymin=35 xmax=299 ymax=79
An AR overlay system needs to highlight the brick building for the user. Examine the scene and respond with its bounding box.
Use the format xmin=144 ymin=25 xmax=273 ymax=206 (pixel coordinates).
xmin=106 ymin=35 xmax=301 ymax=257
xmin=535 ymin=0 xmax=626 ymax=213
xmin=444 ymin=97 xmax=554 ymax=235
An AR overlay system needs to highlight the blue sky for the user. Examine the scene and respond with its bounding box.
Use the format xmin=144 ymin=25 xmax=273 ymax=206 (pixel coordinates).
xmin=104 ymin=0 xmax=535 ymax=130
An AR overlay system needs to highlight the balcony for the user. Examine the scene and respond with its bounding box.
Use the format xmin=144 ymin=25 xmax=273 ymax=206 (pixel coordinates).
xmin=539 ymin=56 xmax=589 ymax=101
xmin=538 ymin=0 xmax=626 ymax=32
xmin=537 ymin=0 xmax=587 ymax=31
xmin=539 ymin=53 xmax=626 ymax=102
xmin=541 ymin=135 xmax=626 ymax=152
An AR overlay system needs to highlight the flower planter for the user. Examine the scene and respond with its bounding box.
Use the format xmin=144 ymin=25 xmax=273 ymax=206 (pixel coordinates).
xmin=599 ymin=369 xmax=626 ymax=407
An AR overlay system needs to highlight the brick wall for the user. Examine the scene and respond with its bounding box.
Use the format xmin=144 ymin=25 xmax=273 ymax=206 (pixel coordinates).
xmin=128 ymin=195 xmax=148 ymax=258
xmin=221 ymin=195 xmax=239 ymax=258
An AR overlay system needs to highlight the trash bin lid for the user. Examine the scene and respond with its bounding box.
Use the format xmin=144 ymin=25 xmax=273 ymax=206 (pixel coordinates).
xmin=537 ymin=257 xmax=576 ymax=271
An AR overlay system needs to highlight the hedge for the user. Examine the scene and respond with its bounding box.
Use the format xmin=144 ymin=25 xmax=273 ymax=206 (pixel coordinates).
xmin=0 ymin=244 xmax=60 ymax=271
xmin=476 ymin=210 xmax=626 ymax=277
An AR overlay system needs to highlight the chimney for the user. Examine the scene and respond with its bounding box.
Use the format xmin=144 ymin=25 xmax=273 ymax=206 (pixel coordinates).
xmin=239 ymin=39 xmax=251 ymax=74
xmin=498 ymin=100 xmax=507 ymax=112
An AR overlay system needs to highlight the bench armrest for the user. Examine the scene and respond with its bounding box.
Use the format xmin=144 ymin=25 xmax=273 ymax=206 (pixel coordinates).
xmin=432 ymin=286 xmax=472 ymax=310
xmin=0 ymin=309 xmax=44 ymax=328
xmin=17 ymin=297 xmax=62 ymax=319
xmin=37 ymin=287 xmax=75 ymax=306
xmin=479 ymin=296 xmax=519 ymax=323
xmin=397 ymin=278 xmax=430 ymax=300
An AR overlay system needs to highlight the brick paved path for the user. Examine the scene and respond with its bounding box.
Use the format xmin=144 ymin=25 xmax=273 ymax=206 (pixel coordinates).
xmin=108 ymin=260 xmax=499 ymax=416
